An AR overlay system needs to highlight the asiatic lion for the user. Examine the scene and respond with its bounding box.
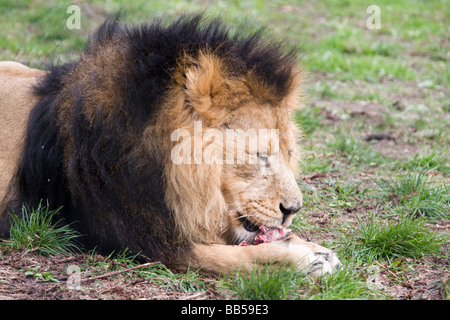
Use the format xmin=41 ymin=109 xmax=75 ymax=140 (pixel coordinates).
xmin=0 ymin=14 xmax=340 ymax=275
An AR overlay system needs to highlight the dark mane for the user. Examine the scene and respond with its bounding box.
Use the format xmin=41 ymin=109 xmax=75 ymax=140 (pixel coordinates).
xmin=92 ymin=13 xmax=298 ymax=105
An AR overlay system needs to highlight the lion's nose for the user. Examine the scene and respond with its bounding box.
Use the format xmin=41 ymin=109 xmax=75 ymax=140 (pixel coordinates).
xmin=279 ymin=202 xmax=302 ymax=216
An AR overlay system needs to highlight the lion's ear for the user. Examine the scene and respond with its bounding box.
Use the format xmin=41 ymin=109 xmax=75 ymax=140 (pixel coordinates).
xmin=182 ymin=53 xmax=227 ymax=119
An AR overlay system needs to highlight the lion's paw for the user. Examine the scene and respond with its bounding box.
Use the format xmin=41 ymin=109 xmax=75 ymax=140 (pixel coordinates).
xmin=305 ymin=249 xmax=341 ymax=276
xmin=282 ymin=238 xmax=341 ymax=276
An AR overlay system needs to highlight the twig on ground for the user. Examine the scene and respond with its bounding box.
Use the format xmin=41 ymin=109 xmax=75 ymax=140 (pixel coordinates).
xmin=80 ymin=261 xmax=162 ymax=283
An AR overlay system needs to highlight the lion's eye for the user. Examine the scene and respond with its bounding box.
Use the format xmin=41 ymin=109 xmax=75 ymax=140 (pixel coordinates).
xmin=258 ymin=153 xmax=270 ymax=165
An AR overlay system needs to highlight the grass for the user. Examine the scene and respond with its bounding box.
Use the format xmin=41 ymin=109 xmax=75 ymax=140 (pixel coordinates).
xmin=395 ymin=151 xmax=450 ymax=174
xmin=6 ymin=201 xmax=81 ymax=256
xmin=302 ymin=265 xmax=386 ymax=300
xmin=376 ymin=165 xmax=449 ymax=221
xmin=22 ymin=265 xmax=60 ymax=283
xmin=226 ymin=261 xmax=384 ymax=300
xmin=340 ymin=213 xmax=449 ymax=263
xmin=226 ymin=263 xmax=298 ymax=300
xmin=0 ymin=0 xmax=449 ymax=300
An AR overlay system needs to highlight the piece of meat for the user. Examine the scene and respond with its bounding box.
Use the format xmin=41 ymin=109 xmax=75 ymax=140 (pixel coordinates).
xmin=239 ymin=226 xmax=292 ymax=246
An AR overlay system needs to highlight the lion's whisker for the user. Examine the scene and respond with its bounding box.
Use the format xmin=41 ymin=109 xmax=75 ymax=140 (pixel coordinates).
xmin=233 ymin=213 xmax=253 ymax=221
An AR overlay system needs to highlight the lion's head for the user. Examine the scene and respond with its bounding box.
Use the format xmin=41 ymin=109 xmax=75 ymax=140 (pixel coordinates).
xmin=1 ymin=14 xmax=304 ymax=264
xmin=158 ymin=39 xmax=304 ymax=247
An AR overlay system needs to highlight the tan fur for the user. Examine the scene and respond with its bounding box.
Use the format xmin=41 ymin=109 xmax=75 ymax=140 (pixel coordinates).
xmin=0 ymin=62 xmax=46 ymax=203
xmin=187 ymin=235 xmax=340 ymax=275
xmin=0 ymin=57 xmax=340 ymax=276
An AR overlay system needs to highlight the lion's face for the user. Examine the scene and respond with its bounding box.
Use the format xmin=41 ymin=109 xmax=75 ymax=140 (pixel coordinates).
xmin=220 ymin=101 xmax=303 ymax=245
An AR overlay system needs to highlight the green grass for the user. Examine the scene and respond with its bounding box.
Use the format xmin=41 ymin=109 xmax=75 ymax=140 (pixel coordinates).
xmin=376 ymin=166 xmax=449 ymax=221
xmin=302 ymin=265 xmax=386 ymax=300
xmin=226 ymin=263 xmax=298 ymax=300
xmin=323 ymin=133 xmax=386 ymax=168
xmin=295 ymin=107 xmax=323 ymax=136
xmin=395 ymin=151 xmax=450 ymax=174
xmin=340 ymin=212 xmax=449 ymax=263
xmin=22 ymin=265 xmax=60 ymax=283
xmin=226 ymin=261 xmax=384 ymax=300
xmin=6 ymin=201 xmax=81 ymax=256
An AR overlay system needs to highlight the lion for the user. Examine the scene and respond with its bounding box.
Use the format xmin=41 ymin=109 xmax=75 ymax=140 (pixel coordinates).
xmin=0 ymin=14 xmax=340 ymax=276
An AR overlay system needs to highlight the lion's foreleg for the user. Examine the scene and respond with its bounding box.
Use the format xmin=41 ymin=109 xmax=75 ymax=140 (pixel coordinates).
xmin=185 ymin=235 xmax=340 ymax=276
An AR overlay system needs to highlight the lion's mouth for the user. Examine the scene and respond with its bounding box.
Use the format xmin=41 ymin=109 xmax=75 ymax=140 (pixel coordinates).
xmin=238 ymin=216 xmax=260 ymax=233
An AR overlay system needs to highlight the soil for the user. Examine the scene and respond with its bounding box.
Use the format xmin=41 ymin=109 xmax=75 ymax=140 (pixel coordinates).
xmin=0 ymin=250 xmax=223 ymax=300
